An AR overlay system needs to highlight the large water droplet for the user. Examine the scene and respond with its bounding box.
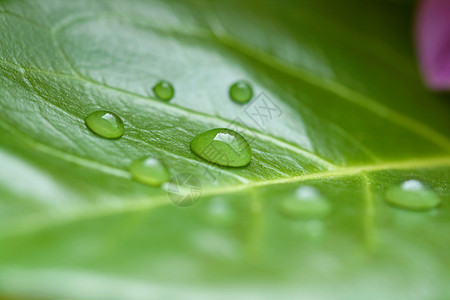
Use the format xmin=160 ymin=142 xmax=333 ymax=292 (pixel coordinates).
xmin=153 ymin=80 xmax=174 ymax=101
xmin=385 ymin=179 xmax=441 ymax=211
xmin=190 ymin=128 xmax=252 ymax=167
xmin=229 ymin=80 xmax=253 ymax=104
xmin=279 ymin=186 xmax=331 ymax=219
xmin=129 ymin=157 xmax=170 ymax=187
xmin=84 ymin=110 xmax=124 ymax=139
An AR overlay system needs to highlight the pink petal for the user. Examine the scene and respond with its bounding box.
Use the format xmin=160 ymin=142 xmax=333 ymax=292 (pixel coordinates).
xmin=416 ymin=0 xmax=450 ymax=90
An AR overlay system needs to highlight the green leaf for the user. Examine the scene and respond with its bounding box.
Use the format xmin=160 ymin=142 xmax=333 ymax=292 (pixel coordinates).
xmin=0 ymin=0 xmax=449 ymax=299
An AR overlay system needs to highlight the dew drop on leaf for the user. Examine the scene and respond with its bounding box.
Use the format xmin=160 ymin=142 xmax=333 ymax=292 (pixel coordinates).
xmin=190 ymin=128 xmax=252 ymax=167
xmin=204 ymin=197 xmax=236 ymax=226
xmin=385 ymin=179 xmax=441 ymax=211
xmin=229 ymin=80 xmax=253 ymax=104
xmin=279 ymin=186 xmax=331 ymax=219
xmin=152 ymin=80 xmax=174 ymax=101
xmin=129 ymin=157 xmax=170 ymax=187
xmin=84 ymin=110 xmax=124 ymax=139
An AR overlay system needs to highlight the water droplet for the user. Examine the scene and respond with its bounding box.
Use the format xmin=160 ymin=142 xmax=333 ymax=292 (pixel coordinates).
xmin=204 ymin=198 xmax=236 ymax=226
xmin=153 ymin=80 xmax=174 ymax=101
xmin=279 ymin=186 xmax=331 ymax=219
xmin=84 ymin=110 xmax=124 ymax=139
xmin=190 ymin=128 xmax=251 ymax=167
xmin=385 ymin=179 xmax=441 ymax=211
xmin=129 ymin=157 xmax=170 ymax=187
xmin=229 ymin=80 xmax=253 ymax=104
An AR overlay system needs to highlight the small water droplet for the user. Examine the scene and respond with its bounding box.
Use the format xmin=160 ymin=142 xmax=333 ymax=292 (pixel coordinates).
xmin=204 ymin=198 xmax=236 ymax=226
xmin=190 ymin=128 xmax=251 ymax=167
xmin=84 ymin=110 xmax=124 ymax=139
xmin=229 ymin=80 xmax=253 ymax=104
xmin=130 ymin=157 xmax=170 ymax=187
xmin=153 ymin=80 xmax=174 ymax=101
xmin=279 ymin=186 xmax=331 ymax=219
xmin=385 ymin=179 xmax=441 ymax=211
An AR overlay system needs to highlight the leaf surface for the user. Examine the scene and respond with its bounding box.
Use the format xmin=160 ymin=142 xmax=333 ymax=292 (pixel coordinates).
xmin=0 ymin=0 xmax=449 ymax=299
